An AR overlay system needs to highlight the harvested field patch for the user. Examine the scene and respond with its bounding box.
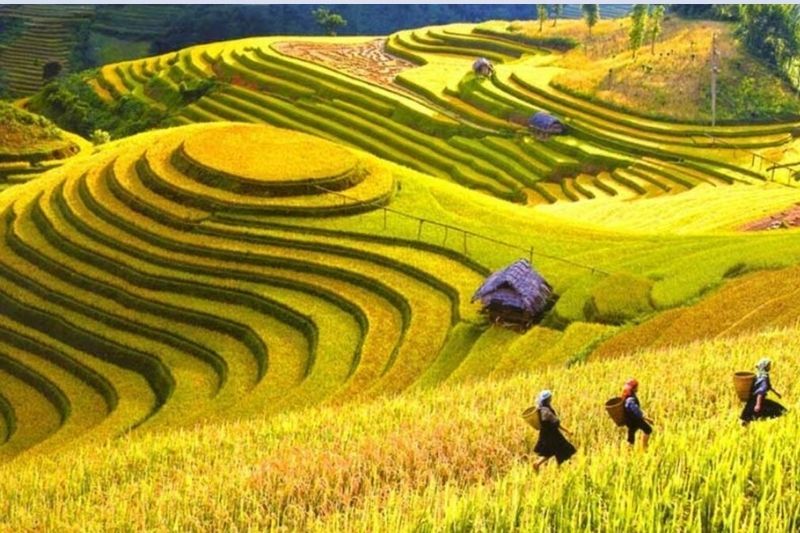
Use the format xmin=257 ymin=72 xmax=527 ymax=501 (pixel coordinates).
xmin=741 ymin=203 xmax=800 ymax=231
xmin=273 ymin=39 xmax=416 ymax=90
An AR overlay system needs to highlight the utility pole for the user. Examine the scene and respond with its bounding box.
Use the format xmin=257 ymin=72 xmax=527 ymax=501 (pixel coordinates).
xmin=710 ymin=33 xmax=720 ymax=128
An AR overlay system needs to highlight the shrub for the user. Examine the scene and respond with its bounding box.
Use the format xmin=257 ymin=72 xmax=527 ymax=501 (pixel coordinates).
xmin=89 ymin=129 xmax=111 ymax=145
xmin=27 ymin=74 xmax=167 ymax=138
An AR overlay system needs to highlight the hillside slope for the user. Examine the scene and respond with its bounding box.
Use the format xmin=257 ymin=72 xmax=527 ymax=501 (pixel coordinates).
xmin=0 ymin=102 xmax=88 ymax=193
xmin=0 ymin=324 xmax=797 ymax=530
xmin=27 ymin=24 xmax=798 ymax=211
xmin=495 ymin=17 xmax=800 ymax=123
xmin=0 ymin=120 xmax=800 ymax=461
xmin=0 ymin=5 xmax=93 ymax=96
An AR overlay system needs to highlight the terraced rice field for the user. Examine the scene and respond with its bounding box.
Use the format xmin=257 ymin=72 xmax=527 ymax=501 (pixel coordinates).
xmin=2 ymin=324 xmax=800 ymax=530
xmin=0 ymin=5 xmax=93 ymax=96
xmin=7 ymin=17 xmax=800 ymax=529
xmin=2 ymin=118 xmax=800 ymax=461
xmin=0 ymin=122 xmax=505 ymax=456
xmin=592 ymin=265 xmax=800 ymax=359
xmin=92 ymin=5 xmax=188 ymax=41
xmin=79 ymin=25 xmax=793 ymax=208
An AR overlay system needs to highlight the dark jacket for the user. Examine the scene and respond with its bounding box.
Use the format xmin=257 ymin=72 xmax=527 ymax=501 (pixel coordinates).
xmin=533 ymin=404 xmax=576 ymax=464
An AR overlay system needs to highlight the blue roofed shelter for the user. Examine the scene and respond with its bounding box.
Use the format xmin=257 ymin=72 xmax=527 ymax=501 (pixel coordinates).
xmin=471 ymin=259 xmax=554 ymax=330
xmin=472 ymin=57 xmax=495 ymax=77
xmin=529 ymin=111 xmax=566 ymax=139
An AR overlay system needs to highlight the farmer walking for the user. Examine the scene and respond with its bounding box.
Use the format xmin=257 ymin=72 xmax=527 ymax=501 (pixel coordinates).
xmin=622 ymin=379 xmax=653 ymax=450
xmin=532 ymin=390 xmax=576 ymax=471
xmin=740 ymin=358 xmax=786 ymax=426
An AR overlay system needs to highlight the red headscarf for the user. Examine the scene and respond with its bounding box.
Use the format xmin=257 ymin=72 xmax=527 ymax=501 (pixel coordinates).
xmin=622 ymin=378 xmax=639 ymax=399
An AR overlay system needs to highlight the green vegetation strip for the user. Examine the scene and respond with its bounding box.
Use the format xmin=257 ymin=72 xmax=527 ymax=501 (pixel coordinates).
xmin=433 ymin=28 xmax=542 ymax=57
xmin=472 ymin=26 xmax=577 ymax=51
xmin=0 ymin=323 xmax=117 ymax=413
xmin=392 ymin=30 xmax=507 ymax=63
xmin=0 ymin=350 xmax=69 ymax=426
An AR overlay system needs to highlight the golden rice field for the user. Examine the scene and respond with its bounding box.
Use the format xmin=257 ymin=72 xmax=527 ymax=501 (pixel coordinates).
xmin=5 ymin=12 xmax=800 ymax=531
xmin=0 ymin=326 xmax=798 ymax=531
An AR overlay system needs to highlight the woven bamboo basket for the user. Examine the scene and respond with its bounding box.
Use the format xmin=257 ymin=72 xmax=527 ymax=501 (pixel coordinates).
xmin=733 ymin=371 xmax=756 ymax=402
xmin=522 ymin=406 xmax=541 ymax=430
xmin=605 ymin=397 xmax=626 ymax=427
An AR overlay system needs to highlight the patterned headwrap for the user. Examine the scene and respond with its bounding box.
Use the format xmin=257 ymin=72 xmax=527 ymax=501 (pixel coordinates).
xmin=536 ymin=389 xmax=552 ymax=408
xmin=756 ymin=358 xmax=771 ymax=378
xmin=622 ymin=378 xmax=639 ymax=399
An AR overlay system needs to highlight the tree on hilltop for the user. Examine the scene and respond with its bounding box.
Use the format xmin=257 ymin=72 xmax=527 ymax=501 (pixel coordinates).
xmin=647 ymin=5 xmax=666 ymax=54
xmin=582 ymin=4 xmax=599 ymax=37
xmin=629 ymin=4 xmax=647 ymax=59
xmin=552 ymin=5 xmax=563 ymax=28
xmin=537 ymin=5 xmax=548 ymax=32
xmin=312 ymin=7 xmax=347 ymax=36
xmin=670 ymin=5 xmax=740 ymax=21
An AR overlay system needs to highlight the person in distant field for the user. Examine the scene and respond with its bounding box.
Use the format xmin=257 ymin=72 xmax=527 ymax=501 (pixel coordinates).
xmin=622 ymin=379 xmax=653 ymax=450
xmin=740 ymin=358 xmax=786 ymax=426
xmin=532 ymin=389 xmax=576 ymax=471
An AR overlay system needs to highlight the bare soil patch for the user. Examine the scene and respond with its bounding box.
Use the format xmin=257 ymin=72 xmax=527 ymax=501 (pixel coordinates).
xmin=273 ymin=39 xmax=416 ymax=90
xmin=741 ymin=203 xmax=800 ymax=231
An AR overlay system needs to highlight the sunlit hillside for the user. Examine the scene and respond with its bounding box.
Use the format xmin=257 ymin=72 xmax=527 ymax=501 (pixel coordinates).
xmin=2 ymin=8 xmax=800 ymax=530
xmin=502 ymin=17 xmax=800 ymax=122
xmin=0 ymin=325 xmax=797 ymax=530
xmin=1 ymin=118 xmax=800 ymax=461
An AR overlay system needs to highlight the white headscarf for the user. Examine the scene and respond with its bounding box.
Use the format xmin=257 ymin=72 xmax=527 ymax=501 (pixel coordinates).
xmin=536 ymin=389 xmax=552 ymax=408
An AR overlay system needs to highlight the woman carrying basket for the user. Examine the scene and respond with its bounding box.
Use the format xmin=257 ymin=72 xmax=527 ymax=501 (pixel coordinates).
xmin=622 ymin=379 xmax=653 ymax=450
xmin=740 ymin=358 xmax=786 ymax=426
xmin=532 ymin=390 xmax=576 ymax=471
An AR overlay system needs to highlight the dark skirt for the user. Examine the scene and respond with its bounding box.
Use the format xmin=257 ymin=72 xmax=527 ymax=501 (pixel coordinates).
xmin=625 ymin=415 xmax=653 ymax=444
xmin=533 ymin=424 xmax=577 ymax=464
xmin=740 ymin=397 xmax=786 ymax=423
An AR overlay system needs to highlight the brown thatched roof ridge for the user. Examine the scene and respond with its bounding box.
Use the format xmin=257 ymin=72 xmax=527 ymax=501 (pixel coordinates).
xmin=471 ymin=259 xmax=552 ymax=313
xmin=529 ymin=111 xmax=563 ymax=131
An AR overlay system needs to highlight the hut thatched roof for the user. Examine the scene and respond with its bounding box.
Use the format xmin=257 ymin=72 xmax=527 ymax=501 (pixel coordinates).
xmin=473 ymin=57 xmax=493 ymax=70
xmin=471 ymin=259 xmax=552 ymax=314
xmin=528 ymin=111 xmax=563 ymax=131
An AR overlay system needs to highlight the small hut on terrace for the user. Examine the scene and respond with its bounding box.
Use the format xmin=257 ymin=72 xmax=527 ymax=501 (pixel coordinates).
xmin=472 ymin=57 xmax=495 ymax=77
xmin=471 ymin=259 xmax=553 ymax=330
xmin=529 ymin=111 xmax=566 ymax=139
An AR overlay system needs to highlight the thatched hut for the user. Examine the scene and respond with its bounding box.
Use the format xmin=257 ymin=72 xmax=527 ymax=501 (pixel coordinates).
xmin=471 ymin=259 xmax=553 ymax=330
xmin=472 ymin=57 xmax=495 ymax=77
xmin=528 ymin=111 xmax=566 ymax=139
